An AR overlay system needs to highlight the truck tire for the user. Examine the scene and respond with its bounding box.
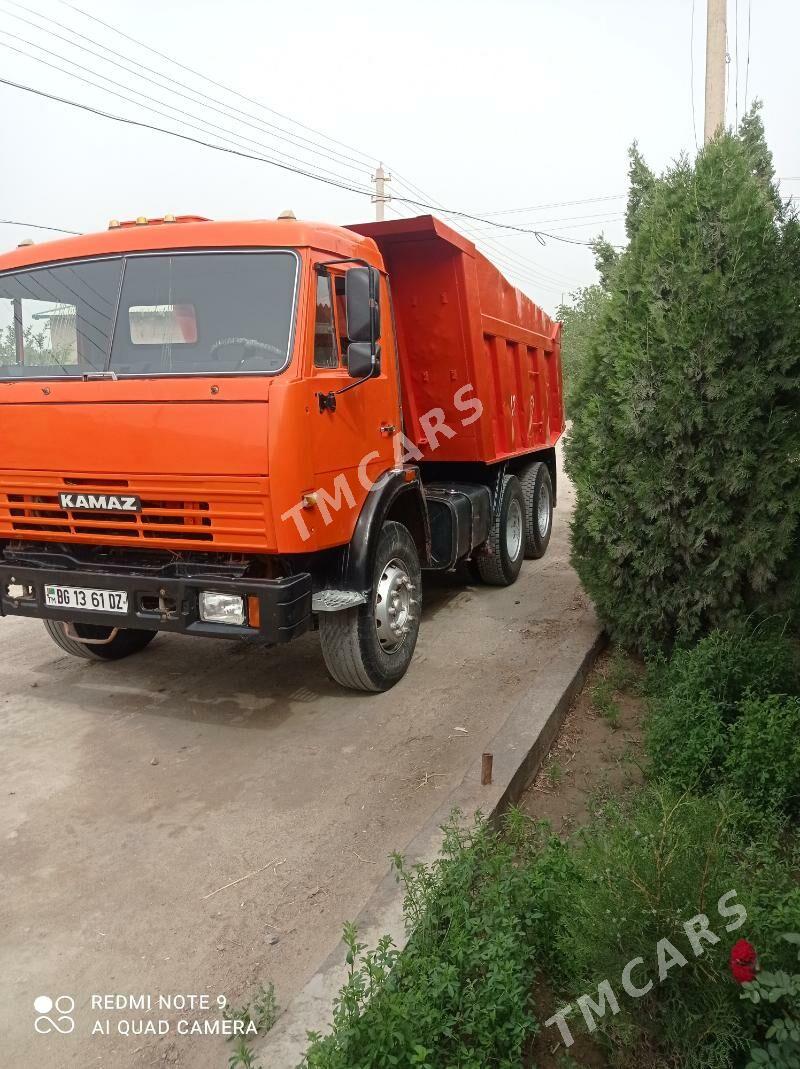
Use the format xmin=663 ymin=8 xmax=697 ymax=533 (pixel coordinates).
xmin=476 ymin=474 xmax=526 ymax=586
xmin=518 ymin=461 xmax=553 ymax=559
xmin=319 ymin=521 xmax=421 ymax=691
xmin=43 ymin=618 xmax=157 ymax=661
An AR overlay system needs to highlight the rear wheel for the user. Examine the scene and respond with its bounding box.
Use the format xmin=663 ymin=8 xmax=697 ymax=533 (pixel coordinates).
xmin=518 ymin=461 xmax=553 ymax=559
xmin=43 ymin=618 xmax=157 ymax=661
xmin=319 ymin=521 xmax=421 ymax=691
xmin=476 ymin=474 xmax=526 ymax=586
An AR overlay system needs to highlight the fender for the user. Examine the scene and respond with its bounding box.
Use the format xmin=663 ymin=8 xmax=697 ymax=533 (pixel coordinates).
xmin=341 ymin=469 xmax=430 ymax=593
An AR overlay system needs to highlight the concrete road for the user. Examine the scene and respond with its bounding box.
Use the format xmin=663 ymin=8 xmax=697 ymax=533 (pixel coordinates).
xmin=0 ymin=447 xmax=591 ymax=1068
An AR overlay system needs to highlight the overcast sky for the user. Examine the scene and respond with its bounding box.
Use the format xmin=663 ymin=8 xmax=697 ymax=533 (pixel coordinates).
xmin=1 ymin=0 xmax=798 ymax=314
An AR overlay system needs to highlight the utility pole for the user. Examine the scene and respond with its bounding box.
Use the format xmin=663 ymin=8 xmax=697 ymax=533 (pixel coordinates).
xmin=372 ymin=163 xmax=390 ymax=221
xmin=704 ymin=0 xmax=727 ymax=142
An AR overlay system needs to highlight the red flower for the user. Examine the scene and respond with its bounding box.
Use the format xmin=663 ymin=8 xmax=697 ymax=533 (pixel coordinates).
xmin=730 ymin=939 xmax=758 ymax=984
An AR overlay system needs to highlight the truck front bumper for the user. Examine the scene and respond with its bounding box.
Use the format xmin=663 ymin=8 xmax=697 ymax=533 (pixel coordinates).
xmin=0 ymin=563 xmax=312 ymax=643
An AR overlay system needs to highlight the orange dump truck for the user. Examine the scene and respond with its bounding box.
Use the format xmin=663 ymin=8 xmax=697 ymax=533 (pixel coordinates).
xmin=0 ymin=213 xmax=563 ymax=690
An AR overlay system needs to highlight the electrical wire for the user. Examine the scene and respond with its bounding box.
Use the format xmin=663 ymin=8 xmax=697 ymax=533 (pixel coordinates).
xmin=57 ymin=0 xmax=379 ymax=168
xmin=468 ymin=209 xmax=626 ymax=232
xmin=0 ymin=219 xmax=81 ymax=234
xmin=0 ymin=75 xmax=624 ymax=249
xmin=8 ymin=1 xmax=612 ymax=288
xmin=0 ymin=31 xmax=376 ymax=192
xmin=4 ymin=1 xmax=373 ymax=179
xmin=390 ymin=171 xmax=586 ymax=289
xmin=478 ymin=194 xmax=624 ymax=217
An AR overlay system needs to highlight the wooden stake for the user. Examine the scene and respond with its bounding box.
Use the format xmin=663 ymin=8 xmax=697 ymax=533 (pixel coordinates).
xmin=481 ymin=752 xmax=493 ymax=786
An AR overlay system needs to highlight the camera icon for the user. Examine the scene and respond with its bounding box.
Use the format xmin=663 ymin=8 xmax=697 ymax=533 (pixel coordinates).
xmin=34 ymin=995 xmax=75 ymax=1034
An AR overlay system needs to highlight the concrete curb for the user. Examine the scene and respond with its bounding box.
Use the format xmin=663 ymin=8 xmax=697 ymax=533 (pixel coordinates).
xmin=256 ymin=616 xmax=605 ymax=1067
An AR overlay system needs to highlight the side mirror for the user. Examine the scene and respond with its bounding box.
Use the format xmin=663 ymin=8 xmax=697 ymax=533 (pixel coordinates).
xmin=345 ymin=266 xmax=381 ymax=344
xmin=347 ymin=341 xmax=381 ymax=379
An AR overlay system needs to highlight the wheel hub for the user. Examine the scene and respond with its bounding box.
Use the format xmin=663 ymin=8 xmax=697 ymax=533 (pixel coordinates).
xmin=537 ymin=482 xmax=551 ymax=537
xmin=374 ymin=558 xmax=415 ymax=653
xmin=506 ymin=497 xmax=523 ymax=560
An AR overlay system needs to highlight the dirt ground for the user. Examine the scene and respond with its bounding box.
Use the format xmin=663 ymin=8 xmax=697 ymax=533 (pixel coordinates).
xmin=0 ymin=443 xmax=601 ymax=1069
xmin=520 ymin=650 xmax=646 ymax=1069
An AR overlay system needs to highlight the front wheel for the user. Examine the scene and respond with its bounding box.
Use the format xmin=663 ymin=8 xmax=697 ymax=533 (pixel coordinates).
xmin=319 ymin=521 xmax=422 ymax=691
xmin=43 ymin=618 xmax=157 ymax=661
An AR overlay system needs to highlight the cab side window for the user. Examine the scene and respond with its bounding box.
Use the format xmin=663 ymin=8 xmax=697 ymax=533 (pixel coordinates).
xmin=334 ymin=276 xmax=349 ymax=355
xmin=313 ymin=271 xmax=339 ymax=369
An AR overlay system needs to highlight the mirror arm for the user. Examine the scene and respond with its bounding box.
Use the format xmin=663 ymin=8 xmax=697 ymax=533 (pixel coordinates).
xmin=335 ymin=358 xmax=375 ymax=397
xmin=314 ymin=257 xmax=380 ymax=395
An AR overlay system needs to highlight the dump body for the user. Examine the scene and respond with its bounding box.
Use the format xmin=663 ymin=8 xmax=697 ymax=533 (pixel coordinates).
xmin=349 ymin=216 xmax=564 ymax=464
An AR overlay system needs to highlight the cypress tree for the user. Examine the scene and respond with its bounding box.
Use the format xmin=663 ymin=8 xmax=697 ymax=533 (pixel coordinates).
xmin=566 ymin=107 xmax=800 ymax=651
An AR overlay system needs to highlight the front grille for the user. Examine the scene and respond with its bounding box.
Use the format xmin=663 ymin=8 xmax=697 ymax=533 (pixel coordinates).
xmin=0 ymin=473 xmax=271 ymax=551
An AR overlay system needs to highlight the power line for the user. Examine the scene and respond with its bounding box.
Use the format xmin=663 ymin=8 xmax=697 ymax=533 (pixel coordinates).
xmin=5 ymin=76 xmax=618 ymax=250
xmin=6 ymin=75 xmax=607 ymax=249
xmin=0 ymin=30 xmax=376 ymax=192
xmin=4 ymin=0 xmax=373 ymax=178
xmin=390 ymin=171 xmax=586 ymax=289
xmin=7 ymin=1 xmax=606 ymax=290
xmin=57 ymin=0 xmax=380 ymax=168
xmin=469 ymin=209 xmax=626 ymax=232
xmin=0 ymin=219 xmax=81 ymax=234
xmin=540 ymin=216 xmax=625 ymax=232
xmin=0 ymin=73 xmax=379 ymax=195
xmin=480 ymin=194 xmax=625 ymax=217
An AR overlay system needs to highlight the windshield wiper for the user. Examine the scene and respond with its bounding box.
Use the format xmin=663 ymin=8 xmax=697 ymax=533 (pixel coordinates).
xmin=82 ymin=370 xmax=118 ymax=380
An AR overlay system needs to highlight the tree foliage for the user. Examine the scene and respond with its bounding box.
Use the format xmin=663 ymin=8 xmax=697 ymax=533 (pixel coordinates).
xmin=566 ymin=107 xmax=800 ymax=651
xmin=556 ymin=284 xmax=607 ymax=416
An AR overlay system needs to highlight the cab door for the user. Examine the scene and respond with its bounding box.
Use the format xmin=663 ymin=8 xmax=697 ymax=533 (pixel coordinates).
xmin=309 ymin=264 xmax=400 ymax=550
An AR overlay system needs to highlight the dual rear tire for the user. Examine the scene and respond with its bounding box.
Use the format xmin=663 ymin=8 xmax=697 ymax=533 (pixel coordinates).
xmin=476 ymin=462 xmax=553 ymax=586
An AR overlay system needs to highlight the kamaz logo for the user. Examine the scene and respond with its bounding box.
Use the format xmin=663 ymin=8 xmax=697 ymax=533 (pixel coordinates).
xmin=59 ymin=493 xmax=141 ymax=512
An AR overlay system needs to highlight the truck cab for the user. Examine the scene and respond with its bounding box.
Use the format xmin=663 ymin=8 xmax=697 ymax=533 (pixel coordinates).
xmin=0 ymin=213 xmax=563 ymax=690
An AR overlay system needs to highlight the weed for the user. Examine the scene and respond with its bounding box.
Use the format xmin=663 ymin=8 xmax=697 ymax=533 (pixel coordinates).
xmin=591 ymin=678 xmax=621 ymax=728
xmin=223 ymin=983 xmax=277 ymax=1040
xmin=548 ymin=761 xmax=564 ymax=787
xmin=605 ymin=649 xmax=640 ymax=694
xmin=227 ymin=1037 xmax=262 ymax=1069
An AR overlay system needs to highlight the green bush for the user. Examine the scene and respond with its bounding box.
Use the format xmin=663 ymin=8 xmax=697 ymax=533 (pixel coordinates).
xmin=556 ymin=284 xmax=608 ymax=417
xmin=566 ymin=108 xmax=800 ymax=653
xmin=741 ymin=933 xmax=800 ymax=1069
xmin=645 ymin=628 xmax=800 ymax=806
xmin=300 ymin=812 xmax=569 ymax=1069
xmin=726 ymin=693 xmax=800 ymax=812
xmin=549 ymin=787 xmax=800 ymax=1069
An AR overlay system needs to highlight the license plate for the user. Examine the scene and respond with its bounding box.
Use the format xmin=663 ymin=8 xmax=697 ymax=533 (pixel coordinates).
xmin=45 ymin=585 xmax=129 ymax=614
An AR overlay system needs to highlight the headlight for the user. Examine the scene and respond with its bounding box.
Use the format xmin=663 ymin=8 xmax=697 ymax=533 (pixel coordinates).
xmin=199 ymin=591 xmax=245 ymax=626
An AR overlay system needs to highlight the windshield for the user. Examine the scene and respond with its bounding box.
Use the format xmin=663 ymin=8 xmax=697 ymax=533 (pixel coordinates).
xmin=0 ymin=251 xmax=298 ymax=379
